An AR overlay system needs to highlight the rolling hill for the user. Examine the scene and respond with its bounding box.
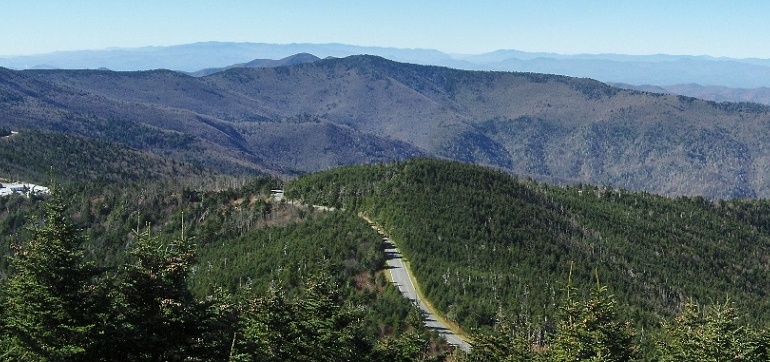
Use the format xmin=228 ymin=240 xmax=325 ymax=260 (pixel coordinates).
xmin=3 ymin=55 xmax=770 ymax=198
xmin=287 ymin=158 xmax=770 ymax=334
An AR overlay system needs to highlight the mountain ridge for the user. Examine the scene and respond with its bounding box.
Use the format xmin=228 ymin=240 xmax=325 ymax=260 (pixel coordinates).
xmin=188 ymin=53 xmax=322 ymax=77
xmin=2 ymin=42 xmax=770 ymax=88
xmin=3 ymin=55 xmax=770 ymax=199
xmin=613 ymin=82 xmax=770 ymax=106
xmin=286 ymin=158 xmax=770 ymax=333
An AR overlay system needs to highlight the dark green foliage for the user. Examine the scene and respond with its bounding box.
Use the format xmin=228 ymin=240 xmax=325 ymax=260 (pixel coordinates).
xmin=464 ymin=275 xmax=635 ymax=362
xmin=287 ymin=158 xmax=770 ymax=335
xmin=455 ymin=310 xmax=539 ymax=362
xmin=189 ymin=210 xmax=385 ymax=297
xmin=233 ymin=275 xmax=373 ymax=361
xmin=547 ymin=279 xmax=635 ymax=361
xmin=109 ymin=228 xmax=219 ymax=361
xmin=658 ymin=299 xmax=769 ymax=362
xmin=10 ymin=158 xmax=770 ymax=360
xmin=0 ymin=177 xmax=437 ymax=360
xmin=462 ymin=282 xmax=770 ymax=361
xmin=0 ymin=186 xmax=110 ymax=361
xmin=374 ymin=305 xmax=439 ymax=362
xmin=0 ymin=130 xmax=212 ymax=185
xmin=0 ymin=193 xmax=39 ymax=279
xmin=187 ymin=203 xmax=437 ymax=356
xmin=10 ymin=159 xmax=770 ymax=361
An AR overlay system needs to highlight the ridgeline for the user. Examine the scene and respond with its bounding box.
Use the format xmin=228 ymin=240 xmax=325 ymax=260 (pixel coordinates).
xmin=287 ymin=158 xmax=770 ymax=335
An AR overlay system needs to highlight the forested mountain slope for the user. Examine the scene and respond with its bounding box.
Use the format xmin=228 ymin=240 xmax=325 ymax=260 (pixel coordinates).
xmin=3 ymin=55 xmax=770 ymax=197
xmin=6 ymin=158 xmax=770 ymax=359
xmin=0 ymin=176 xmax=449 ymax=360
xmin=0 ymin=130 xmax=212 ymax=185
xmin=287 ymin=158 xmax=770 ymax=335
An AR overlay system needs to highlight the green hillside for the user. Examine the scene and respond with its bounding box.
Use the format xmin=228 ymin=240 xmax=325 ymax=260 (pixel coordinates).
xmin=287 ymin=158 xmax=770 ymax=334
xmin=0 ymin=124 xmax=456 ymax=361
xmin=0 ymin=176 xmax=449 ymax=360
xmin=5 ymin=159 xmax=770 ymax=359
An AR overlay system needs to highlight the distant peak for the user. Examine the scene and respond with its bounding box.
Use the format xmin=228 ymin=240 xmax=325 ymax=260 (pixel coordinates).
xmin=241 ymin=53 xmax=321 ymax=68
xmin=279 ymin=53 xmax=321 ymax=65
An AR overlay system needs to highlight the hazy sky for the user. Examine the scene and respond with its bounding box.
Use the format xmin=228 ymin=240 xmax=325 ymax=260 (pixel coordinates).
xmin=1 ymin=1 xmax=769 ymax=58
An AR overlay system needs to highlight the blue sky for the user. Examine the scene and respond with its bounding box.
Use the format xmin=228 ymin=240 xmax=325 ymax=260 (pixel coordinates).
xmin=1 ymin=1 xmax=769 ymax=58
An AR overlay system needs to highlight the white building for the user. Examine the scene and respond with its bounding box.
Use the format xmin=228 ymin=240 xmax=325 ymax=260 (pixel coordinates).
xmin=0 ymin=183 xmax=50 ymax=197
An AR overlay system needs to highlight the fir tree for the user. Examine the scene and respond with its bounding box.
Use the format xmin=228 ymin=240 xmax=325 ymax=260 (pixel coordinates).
xmin=659 ymin=298 xmax=769 ymax=362
xmin=547 ymin=272 xmax=635 ymax=362
xmin=109 ymin=225 xmax=217 ymax=361
xmin=233 ymin=274 xmax=373 ymax=362
xmin=0 ymin=185 xmax=110 ymax=361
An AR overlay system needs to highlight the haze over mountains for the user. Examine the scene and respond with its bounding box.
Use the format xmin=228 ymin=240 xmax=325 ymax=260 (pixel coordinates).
xmin=3 ymin=41 xmax=770 ymax=93
xmin=612 ymin=82 xmax=770 ymax=107
xmin=3 ymin=54 xmax=770 ymax=199
xmin=188 ymin=53 xmax=323 ymax=77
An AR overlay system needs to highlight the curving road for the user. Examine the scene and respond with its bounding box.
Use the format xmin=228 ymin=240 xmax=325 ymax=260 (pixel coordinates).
xmin=379 ymin=230 xmax=472 ymax=352
xmin=270 ymin=192 xmax=471 ymax=351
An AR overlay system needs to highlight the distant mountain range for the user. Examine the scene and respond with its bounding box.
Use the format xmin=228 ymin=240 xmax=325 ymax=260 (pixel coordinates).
xmin=2 ymin=42 xmax=770 ymax=89
xmin=187 ymin=53 xmax=322 ymax=77
xmin=3 ymin=55 xmax=770 ymax=199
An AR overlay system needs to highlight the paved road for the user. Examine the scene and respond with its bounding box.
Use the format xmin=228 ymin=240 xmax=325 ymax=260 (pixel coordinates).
xmin=269 ymin=193 xmax=471 ymax=351
xmin=381 ymin=234 xmax=472 ymax=352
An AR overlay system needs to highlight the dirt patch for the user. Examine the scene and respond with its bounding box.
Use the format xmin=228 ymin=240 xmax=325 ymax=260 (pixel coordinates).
xmin=354 ymin=271 xmax=375 ymax=291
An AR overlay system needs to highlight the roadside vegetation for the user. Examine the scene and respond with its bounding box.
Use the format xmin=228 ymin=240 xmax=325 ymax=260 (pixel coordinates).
xmin=288 ymin=157 xmax=770 ymax=360
xmin=0 ymin=179 xmax=447 ymax=361
xmin=4 ymin=157 xmax=770 ymax=360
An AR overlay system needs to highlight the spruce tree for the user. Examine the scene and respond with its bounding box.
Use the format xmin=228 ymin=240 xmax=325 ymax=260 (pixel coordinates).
xmin=0 ymin=185 xmax=109 ymax=361
xmin=466 ymin=309 xmax=538 ymax=361
xmin=234 ymin=274 xmax=373 ymax=362
xmin=110 ymin=226 xmax=216 ymax=361
xmin=659 ymin=299 xmax=769 ymax=362
xmin=374 ymin=304 xmax=436 ymax=362
xmin=547 ymin=274 xmax=635 ymax=362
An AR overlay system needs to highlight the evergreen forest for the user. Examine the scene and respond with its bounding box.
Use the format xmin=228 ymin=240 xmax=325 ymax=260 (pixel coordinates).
xmin=287 ymin=158 xmax=770 ymax=360
xmin=0 ymin=177 xmax=446 ymax=361
xmin=4 ymin=157 xmax=770 ymax=360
